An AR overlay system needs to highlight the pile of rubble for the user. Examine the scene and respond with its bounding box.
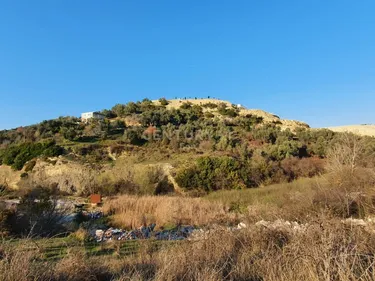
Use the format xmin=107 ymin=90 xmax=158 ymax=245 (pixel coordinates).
xmin=255 ymin=219 xmax=309 ymax=234
xmin=342 ymin=217 xmax=375 ymax=233
xmin=93 ymin=224 xmax=200 ymax=242
xmin=92 ymin=222 xmax=249 ymax=242
xmin=90 ymin=218 xmax=375 ymax=243
xmin=83 ymin=210 xmax=103 ymax=220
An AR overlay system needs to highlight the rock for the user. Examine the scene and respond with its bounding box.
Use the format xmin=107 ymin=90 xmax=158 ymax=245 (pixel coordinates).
xmin=237 ymin=222 xmax=247 ymax=229
xmin=256 ymin=219 xmax=308 ymax=234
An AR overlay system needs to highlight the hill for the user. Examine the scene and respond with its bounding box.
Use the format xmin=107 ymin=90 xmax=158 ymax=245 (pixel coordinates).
xmin=0 ymin=97 xmax=373 ymax=195
xmin=327 ymin=124 xmax=375 ymax=137
xmin=1 ymin=98 xmax=375 ymax=281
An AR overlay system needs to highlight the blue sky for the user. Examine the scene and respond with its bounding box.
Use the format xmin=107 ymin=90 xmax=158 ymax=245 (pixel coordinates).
xmin=0 ymin=0 xmax=374 ymax=129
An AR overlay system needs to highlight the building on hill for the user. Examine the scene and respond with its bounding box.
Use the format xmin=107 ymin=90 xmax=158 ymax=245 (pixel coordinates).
xmin=81 ymin=112 xmax=105 ymax=122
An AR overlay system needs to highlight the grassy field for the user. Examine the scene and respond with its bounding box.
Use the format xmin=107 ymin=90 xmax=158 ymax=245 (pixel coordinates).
xmin=204 ymin=177 xmax=319 ymax=206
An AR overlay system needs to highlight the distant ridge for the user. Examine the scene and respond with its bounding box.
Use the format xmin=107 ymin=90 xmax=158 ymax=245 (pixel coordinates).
xmin=327 ymin=124 xmax=375 ymax=137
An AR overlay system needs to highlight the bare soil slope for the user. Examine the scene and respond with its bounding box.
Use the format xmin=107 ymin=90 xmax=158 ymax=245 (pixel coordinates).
xmin=327 ymin=124 xmax=375 ymax=137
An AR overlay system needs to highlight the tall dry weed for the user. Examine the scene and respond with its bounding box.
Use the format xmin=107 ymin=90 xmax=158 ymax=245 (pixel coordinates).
xmin=103 ymin=195 xmax=235 ymax=228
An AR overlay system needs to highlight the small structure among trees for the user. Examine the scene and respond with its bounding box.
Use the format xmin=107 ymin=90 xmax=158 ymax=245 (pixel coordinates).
xmin=81 ymin=112 xmax=105 ymax=122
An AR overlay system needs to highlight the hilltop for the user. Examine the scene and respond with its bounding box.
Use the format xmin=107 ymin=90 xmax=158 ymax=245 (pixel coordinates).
xmin=154 ymin=98 xmax=310 ymax=131
xmin=327 ymin=124 xmax=375 ymax=137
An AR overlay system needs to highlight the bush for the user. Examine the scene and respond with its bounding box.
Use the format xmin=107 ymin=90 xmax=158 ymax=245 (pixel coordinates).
xmin=112 ymin=102 xmax=140 ymax=117
xmin=100 ymin=109 xmax=117 ymax=118
xmin=24 ymin=160 xmax=37 ymax=172
xmin=0 ymin=141 xmax=64 ymax=170
xmin=159 ymin=97 xmax=169 ymax=106
xmin=217 ymin=103 xmax=238 ymax=117
xmin=180 ymin=102 xmax=192 ymax=110
xmin=237 ymin=115 xmax=263 ymax=131
xmin=202 ymin=102 xmax=218 ymax=109
xmin=280 ymin=157 xmax=325 ymax=181
xmin=10 ymin=186 xmax=68 ymax=237
xmin=175 ymin=156 xmax=246 ymax=192
xmin=0 ymin=208 xmax=16 ymax=237
xmin=123 ymin=128 xmax=146 ymax=145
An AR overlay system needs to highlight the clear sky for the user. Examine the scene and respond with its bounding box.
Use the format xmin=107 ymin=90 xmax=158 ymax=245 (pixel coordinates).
xmin=0 ymin=0 xmax=374 ymax=130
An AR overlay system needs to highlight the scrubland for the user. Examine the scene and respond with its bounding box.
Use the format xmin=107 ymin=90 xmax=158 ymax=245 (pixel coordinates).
xmin=0 ymin=98 xmax=375 ymax=280
xmin=2 ymin=161 xmax=375 ymax=280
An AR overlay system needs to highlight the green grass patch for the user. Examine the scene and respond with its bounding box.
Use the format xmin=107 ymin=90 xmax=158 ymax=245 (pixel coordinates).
xmin=204 ymin=177 xmax=319 ymax=208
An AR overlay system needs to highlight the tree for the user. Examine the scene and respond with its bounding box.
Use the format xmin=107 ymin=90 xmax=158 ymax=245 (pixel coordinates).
xmin=123 ymin=128 xmax=146 ymax=145
xmin=13 ymin=186 xmax=68 ymax=237
xmin=101 ymin=109 xmax=117 ymax=118
xmin=327 ymin=133 xmax=367 ymax=175
xmin=110 ymin=120 xmax=126 ymax=131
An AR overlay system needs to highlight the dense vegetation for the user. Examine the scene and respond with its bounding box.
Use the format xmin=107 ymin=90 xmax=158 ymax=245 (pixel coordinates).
xmin=1 ymin=98 xmax=375 ymax=194
xmin=0 ymin=141 xmax=63 ymax=170
xmin=1 ymin=99 xmax=375 ymax=281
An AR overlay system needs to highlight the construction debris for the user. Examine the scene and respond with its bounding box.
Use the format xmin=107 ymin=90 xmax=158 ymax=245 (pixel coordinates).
xmin=93 ymin=224 xmax=200 ymax=242
xmin=92 ymin=222 xmax=249 ymax=242
xmin=83 ymin=210 xmax=103 ymax=220
xmin=255 ymin=219 xmax=308 ymax=234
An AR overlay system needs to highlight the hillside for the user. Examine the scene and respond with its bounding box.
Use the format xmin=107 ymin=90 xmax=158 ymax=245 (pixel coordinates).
xmin=327 ymin=124 xmax=375 ymax=137
xmin=0 ymin=97 xmax=373 ymax=195
xmin=1 ymin=98 xmax=375 ymax=281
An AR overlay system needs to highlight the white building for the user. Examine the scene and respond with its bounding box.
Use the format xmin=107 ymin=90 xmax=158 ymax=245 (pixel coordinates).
xmin=81 ymin=112 xmax=105 ymax=122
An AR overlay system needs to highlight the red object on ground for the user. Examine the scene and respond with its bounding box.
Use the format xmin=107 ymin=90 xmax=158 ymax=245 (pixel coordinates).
xmin=90 ymin=194 xmax=102 ymax=204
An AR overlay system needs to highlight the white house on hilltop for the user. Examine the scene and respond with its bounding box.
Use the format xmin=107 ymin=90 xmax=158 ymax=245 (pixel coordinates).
xmin=81 ymin=112 xmax=105 ymax=122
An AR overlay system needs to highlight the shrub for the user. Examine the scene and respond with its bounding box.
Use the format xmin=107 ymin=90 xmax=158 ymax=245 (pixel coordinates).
xmin=175 ymin=156 xmax=246 ymax=192
xmin=237 ymin=115 xmax=263 ymax=131
xmin=204 ymin=112 xmax=215 ymax=118
xmin=112 ymin=102 xmax=141 ymax=117
xmin=123 ymin=128 xmax=146 ymax=145
xmin=0 ymin=208 xmax=16 ymax=237
xmin=180 ymin=102 xmax=192 ymax=110
xmin=0 ymin=141 xmax=64 ymax=170
xmin=217 ymin=103 xmax=238 ymax=117
xmin=24 ymin=160 xmax=37 ymax=172
xmin=100 ymin=109 xmax=117 ymax=118
xmin=154 ymin=176 xmax=174 ymax=195
xmin=202 ymin=102 xmax=218 ymax=109
xmin=280 ymin=157 xmax=325 ymax=180
xmin=11 ymin=186 xmax=68 ymax=237
xmin=159 ymin=97 xmax=169 ymax=106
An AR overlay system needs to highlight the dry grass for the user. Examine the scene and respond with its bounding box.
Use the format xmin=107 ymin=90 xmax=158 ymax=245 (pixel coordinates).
xmin=0 ymin=241 xmax=52 ymax=281
xmin=2 ymin=219 xmax=375 ymax=281
xmin=103 ymin=195 xmax=236 ymax=229
xmin=205 ymin=177 xmax=318 ymax=207
xmin=204 ymin=166 xmax=375 ymax=222
xmin=104 ymin=164 xmax=375 ymax=230
xmin=2 ymin=135 xmax=374 ymax=280
xmin=149 ymin=220 xmax=375 ymax=281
